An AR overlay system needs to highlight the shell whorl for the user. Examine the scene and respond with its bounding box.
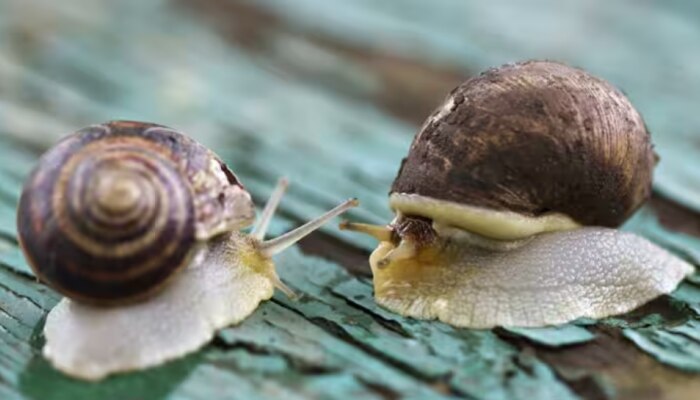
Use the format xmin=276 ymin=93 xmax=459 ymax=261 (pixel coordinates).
xmin=17 ymin=121 xmax=253 ymax=304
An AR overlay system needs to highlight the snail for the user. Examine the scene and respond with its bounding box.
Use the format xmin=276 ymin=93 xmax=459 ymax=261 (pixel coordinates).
xmin=17 ymin=121 xmax=357 ymax=380
xmin=341 ymin=60 xmax=694 ymax=329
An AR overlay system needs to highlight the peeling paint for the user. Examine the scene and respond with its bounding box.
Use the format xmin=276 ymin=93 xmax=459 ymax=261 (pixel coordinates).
xmin=504 ymin=326 xmax=596 ymax=347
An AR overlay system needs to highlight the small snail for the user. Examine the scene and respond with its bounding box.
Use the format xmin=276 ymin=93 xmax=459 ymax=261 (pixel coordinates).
xmin=342 ymin=61 xmax=694 ymax=329
xmin=17 ymin=121 xmax=357 ymax=380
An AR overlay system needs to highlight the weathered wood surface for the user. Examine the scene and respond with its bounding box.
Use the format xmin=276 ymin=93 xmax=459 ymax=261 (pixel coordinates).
xmin=1 ymin=0 xmax=700 ymax=399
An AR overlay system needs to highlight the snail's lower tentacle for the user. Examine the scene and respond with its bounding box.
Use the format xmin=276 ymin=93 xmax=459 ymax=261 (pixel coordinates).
xmin=377 ymin=239 xmax=417 ymax=269
xmin=252 ymin=177 xmax=289 ymax=240
xmin=268 ymin=272 xmax=299 ymax=300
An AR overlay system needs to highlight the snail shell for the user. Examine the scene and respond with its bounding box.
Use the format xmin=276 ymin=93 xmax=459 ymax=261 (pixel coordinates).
xmin=391 ymin=60 xmax=656 ymax=239
xmin=17 ymin=121 xmax=254 ymax=304
xmin=342 ymin=60 xmax=693 ymax=329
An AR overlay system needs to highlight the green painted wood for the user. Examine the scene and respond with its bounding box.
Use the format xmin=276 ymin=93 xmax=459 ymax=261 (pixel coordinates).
xmin=0 ymin=202 xmax=18 ymax=238
xmin=623 ymin=320 xmax=700 ymax=373
xmin=328 ymin=277 xmax=578 ymax=399
xmin=218 ymin=302 xmax=456 ymax=399
xmin=672 ymin=283 xmax=700 ymax=315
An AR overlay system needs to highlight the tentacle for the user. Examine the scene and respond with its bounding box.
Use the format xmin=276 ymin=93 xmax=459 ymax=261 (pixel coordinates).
xmin=251 ymin=177 xmax=289 ymax=240
xmin=260 ymin=198 xmax=358 ymax=257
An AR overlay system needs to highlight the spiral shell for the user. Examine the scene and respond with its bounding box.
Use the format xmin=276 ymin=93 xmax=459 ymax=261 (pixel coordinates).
xmin=391 ymin=60 xmax=656 ymax=232
xmin=17 ymin=121 xmax=255 ymax=304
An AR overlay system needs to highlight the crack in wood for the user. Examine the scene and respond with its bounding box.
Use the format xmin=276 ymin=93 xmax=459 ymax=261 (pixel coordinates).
xmin=271 ymin=298 xmax=466 ymax=398
xmin=493 ymin=330 xmax=612 ymax=400
xmin=210 ymin=335 xmax=341 ymax=376
xmin=352 ymin=378 xmax=404 ymax=400
xmin=327 ymin=289 xmax=412 ymax=339
xmin=0 ymin=316 xmax=30 ymax=346
xmin=0 ymin=269 xmax=53 ymax=311
xmin=0 ymin=232 xmax=19 ymax=247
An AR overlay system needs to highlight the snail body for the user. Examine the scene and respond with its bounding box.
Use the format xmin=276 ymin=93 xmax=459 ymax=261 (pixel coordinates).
xmin=42 ymin=231 xmax=278 ymax=379
xmin=17 ymin=121 xmax=357 ymax=380
xmin=343 ymin=61 xmax=693 ymax=328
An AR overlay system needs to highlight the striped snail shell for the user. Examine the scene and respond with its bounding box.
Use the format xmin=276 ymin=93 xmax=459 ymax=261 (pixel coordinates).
xmin=17 ymin=121 xmax=255 ymax=305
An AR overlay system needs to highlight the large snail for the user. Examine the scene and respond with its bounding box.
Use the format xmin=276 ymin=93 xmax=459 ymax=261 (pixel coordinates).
xmin=17 ymin=121 xmax=357 ymax=380
xmin=342 ymin=60 xmax=694 ymax=329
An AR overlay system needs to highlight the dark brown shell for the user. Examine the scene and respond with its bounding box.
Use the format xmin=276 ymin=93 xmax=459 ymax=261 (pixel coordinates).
xmin=391 ymin=60 xmax=656 ymax=228
xmin=17 ymin=121 xmax=253 ymax=305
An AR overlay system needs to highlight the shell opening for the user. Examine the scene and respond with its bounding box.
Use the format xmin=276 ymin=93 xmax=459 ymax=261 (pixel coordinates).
xmin=390 ymin=193 xmax=580 ymax=240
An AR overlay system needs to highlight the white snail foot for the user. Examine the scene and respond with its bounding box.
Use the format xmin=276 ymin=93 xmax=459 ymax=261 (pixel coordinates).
xmin=372 ymin=227 xmax=694 ymax=329
xmin=42 ymin=234 xmax=275 ymax=381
